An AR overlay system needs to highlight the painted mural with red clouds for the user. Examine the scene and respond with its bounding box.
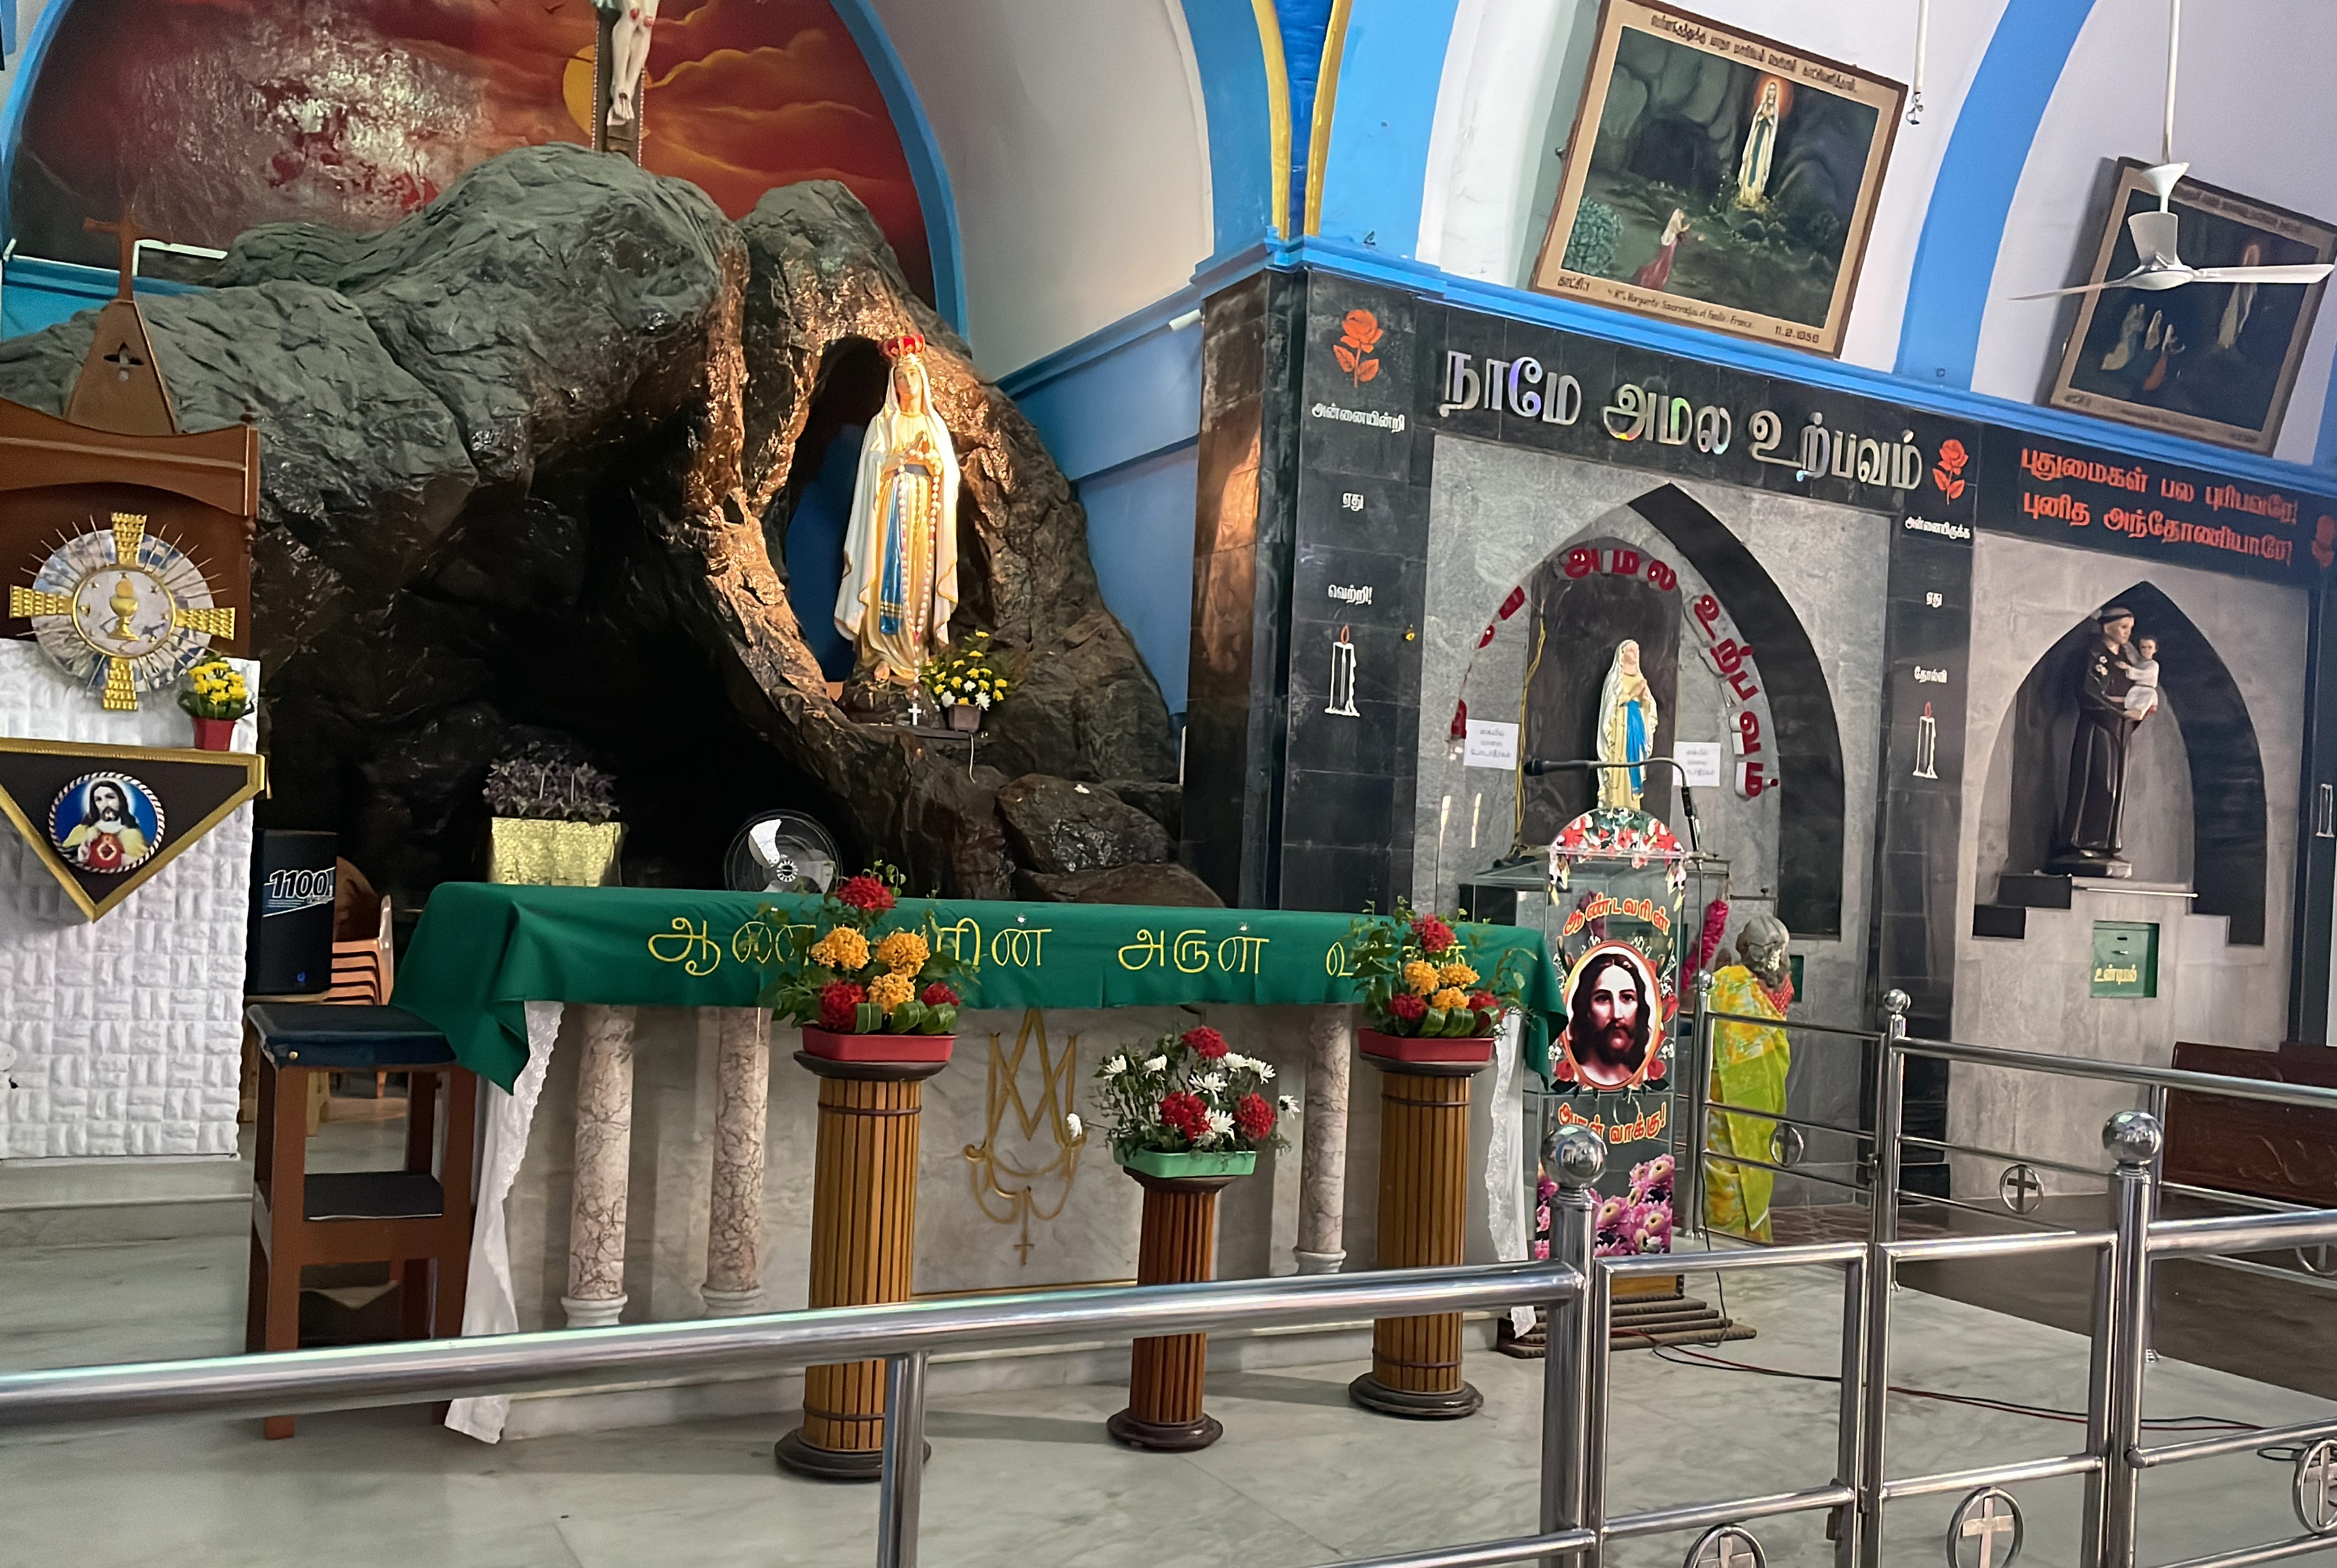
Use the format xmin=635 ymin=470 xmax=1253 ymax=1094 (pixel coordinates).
xmin=10 ymin=0 xmax=931 ymax=297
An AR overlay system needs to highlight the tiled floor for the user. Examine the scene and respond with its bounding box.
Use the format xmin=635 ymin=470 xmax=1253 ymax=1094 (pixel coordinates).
xmin=1 ymin=1226 xmax=2329 ymax=1568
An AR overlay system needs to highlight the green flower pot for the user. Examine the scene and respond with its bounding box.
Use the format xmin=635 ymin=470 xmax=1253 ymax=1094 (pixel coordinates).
xmin=1115 ymin=1147 xmax=1258 ymax=1181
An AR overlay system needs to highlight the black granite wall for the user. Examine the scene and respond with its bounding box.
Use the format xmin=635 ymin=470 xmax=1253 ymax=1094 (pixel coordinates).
xmin=1866 ymin=517 xmax=1976 ymax=1196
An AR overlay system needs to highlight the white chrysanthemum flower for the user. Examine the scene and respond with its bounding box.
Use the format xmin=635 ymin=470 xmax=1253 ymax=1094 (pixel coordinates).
xmin=1064 ymin=1112 xmax=1083 ymax=1139
xmin=974 ymin=691 xmax=993 ymax=710
xmin=1102 ymin=1056 xmax=1127 ymax=1077
xmin=1204 ymin=1109 xmax=1234 ymax=1138
xmin=1144 ymin=1055 xmax=1168 ymax=1073
xmin=1255 ymin=1062 xmax=1276 ymax=1081
xmin=1278 ymin=1094 xmax=1301 ymax=1115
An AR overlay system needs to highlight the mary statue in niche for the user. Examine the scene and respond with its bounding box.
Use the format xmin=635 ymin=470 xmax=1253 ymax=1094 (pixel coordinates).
xmin=1595 ymin=639 xmax=1659 ymax=810
xmin=839 ymin=333 xmax=961 ymax=685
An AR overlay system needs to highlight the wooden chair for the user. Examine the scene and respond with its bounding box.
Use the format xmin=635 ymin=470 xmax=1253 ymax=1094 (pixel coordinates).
xmin=244 ymin=1004 xmax=478 ymax=1439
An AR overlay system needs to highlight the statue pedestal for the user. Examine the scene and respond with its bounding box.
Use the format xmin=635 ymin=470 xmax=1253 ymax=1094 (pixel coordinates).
xmin=774 ymin=1053 xmax=945 ymax=1482
xmin=1349 ymin=1056 xmax=1489 ymax=1420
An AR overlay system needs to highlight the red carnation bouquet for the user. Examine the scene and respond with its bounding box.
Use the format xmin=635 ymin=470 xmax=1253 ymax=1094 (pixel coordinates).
xmin=1091 ymin=1026 xmax=1293 ymax=1161
xmin=1346 ymin=898 xmax=1527 ymax=1039
xmin=755 ymin=862 xmax=964 ymax=1036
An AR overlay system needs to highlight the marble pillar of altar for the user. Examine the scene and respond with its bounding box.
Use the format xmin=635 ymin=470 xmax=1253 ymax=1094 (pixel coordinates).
xmin=701 ymin=1007 xmax=772 ymax=1316
xmin=560 ymin=1005 xmax=638 ymax=1329
xmin=1293 ymin=1005 xmax=1351 ymax=1274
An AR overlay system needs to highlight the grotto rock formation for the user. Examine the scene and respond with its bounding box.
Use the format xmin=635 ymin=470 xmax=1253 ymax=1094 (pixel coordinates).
xmin=0 ymin=145 xmax=1179 ymax=905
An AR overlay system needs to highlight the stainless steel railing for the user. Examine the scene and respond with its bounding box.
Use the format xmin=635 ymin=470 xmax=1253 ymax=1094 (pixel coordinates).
xmin=0 ymin=1109 xmax=2330 ymax=1568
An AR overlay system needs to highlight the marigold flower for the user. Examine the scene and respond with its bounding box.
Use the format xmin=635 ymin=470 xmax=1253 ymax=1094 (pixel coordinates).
xmin=837 ymin=875 xmax=895 ymax=913
xmin=875 ymin=930 xmax=930 ymax=975
xmin=810 ymin=926 xmax=870 ymax=972
xmin=868 ymin=971 xmax=914 ymax=1012
xmin=1438 ymin=961 xmax=1479 ymax=988
xmin=1402 ymin=960 xmax=1442 ymax=996
xmin=1431 ymin=987 xmax=1470 ymax=1013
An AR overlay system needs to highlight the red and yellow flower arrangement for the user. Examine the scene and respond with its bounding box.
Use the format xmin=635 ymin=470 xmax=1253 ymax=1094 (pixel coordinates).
xmin=1347 ymin=898 xmax=1527 ymax=1041
xmin=758 ymin=864 xmax=964 ymax=1047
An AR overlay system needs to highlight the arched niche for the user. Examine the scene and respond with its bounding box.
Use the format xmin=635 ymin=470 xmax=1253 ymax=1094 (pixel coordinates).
xmin=1520 ymin=534 xmax=1683 ymax=838
xmin=2002 ymin=581 xmax=2267 ymax=944
xmin=1627 ymin=484 xmax=1847 ymax=938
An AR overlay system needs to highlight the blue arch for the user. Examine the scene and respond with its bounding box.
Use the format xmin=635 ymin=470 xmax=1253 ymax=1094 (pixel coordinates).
xmin=1309 ymin=0 xmax=1458 ymax=252
xmin=1179 ymin=0 xmax=1291 ymax=248
xmin=1 ymin=0 xmax=969 ymax=333
xmin=1895 ymin=0 xmax=2099 ymax=389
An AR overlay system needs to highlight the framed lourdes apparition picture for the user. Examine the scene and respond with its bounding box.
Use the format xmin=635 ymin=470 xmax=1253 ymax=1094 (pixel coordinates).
xmin=1528 ymin=1 xmax=1905 ymax=357
xmin=2046 ymin=159 xmax=2337 ymax=454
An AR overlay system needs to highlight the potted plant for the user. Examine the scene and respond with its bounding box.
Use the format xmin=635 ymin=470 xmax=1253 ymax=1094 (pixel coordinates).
xmin=1090 ymin=1025 xmax=1293 ymax=1179
xmin=1091 ymin=1024 xmax=1294 ymax=1452
xmin=1346 ymin=900 xmax=1529 ymax=1066
xmin=758 ymin=864 xmax=964 ymax=1064
xmin=482 ymin=745 xmax=625 ymax=886
xmin=178 ymin=658 xmax=250 ymax=751
xmin=918 ymin=630 xmax=1014 ymax=732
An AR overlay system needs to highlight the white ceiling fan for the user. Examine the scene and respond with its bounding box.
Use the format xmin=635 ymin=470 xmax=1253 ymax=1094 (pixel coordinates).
xmin=2013 ymin=0 xmax=2334 ymax=301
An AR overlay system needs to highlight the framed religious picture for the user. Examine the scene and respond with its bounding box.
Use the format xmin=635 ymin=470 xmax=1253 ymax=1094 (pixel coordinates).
xmin=2045 ymin=160 xmax=2337 ymax=455
xmin=1528 ymin=0 xmax=1904 ymax=357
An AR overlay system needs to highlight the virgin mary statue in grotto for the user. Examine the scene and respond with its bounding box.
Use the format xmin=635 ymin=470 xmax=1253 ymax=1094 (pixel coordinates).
xmin=838 ymin=333 xmax=963 ymax=685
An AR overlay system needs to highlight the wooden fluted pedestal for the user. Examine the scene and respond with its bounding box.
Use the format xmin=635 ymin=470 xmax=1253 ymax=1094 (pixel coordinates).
xmin=1350 ymin=1058 xmax=1489 ymax=1418
xmin=774 ymin=1053 xmax=944 ymax=1482
xmin=1107 ymin=1169 xmax=1238 ymax=1451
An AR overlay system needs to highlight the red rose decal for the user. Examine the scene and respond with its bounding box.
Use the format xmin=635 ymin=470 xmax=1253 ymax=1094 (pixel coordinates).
xmin=1932 ymin=438 xmax=1968 ymax=502
xmin=837 ymin=875 xmax=895 ymax=913
xmin=1234 ymin=1092 xmax=1276 ymax=1142
xmin=819 ymin=981 xmax=867 ymax=1033
xmin=1181 ymin=1026 xmax=1229 ymax=1060
xmin=1333 ymin=309 xmax=1383 ymax=387
xmin=2315 ymin=515 xmax=2336 ymax=571
xmin=1159 ymin=1092 xmax=1209 ymax=1141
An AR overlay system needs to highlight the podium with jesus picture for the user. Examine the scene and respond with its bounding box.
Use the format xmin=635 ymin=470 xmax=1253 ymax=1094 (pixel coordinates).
xmin=0 ymin=208 xmax=263 ymax=1158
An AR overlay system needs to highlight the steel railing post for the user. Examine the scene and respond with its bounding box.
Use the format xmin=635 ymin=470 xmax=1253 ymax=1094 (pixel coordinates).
xmin=2101 ymin=1111 xmax=2163 ymax=1568
xmin=2081 ymin=1239 xmax=2119 ymax=1568
xmin=1856 ymin=989 xmax=1908 ymax=1568
xmin=1832 ymin=1250 xmax=1869 ymax=1568
xmin=1543 ymin=1124 xmax=1606 ymax=1566
xmin=876 ymin=1351 xmax=929 ymax=1568
xmin=1874 ymin=990 xmax=1908 ymax=1247
xmin=1691 ymin=970 xmax=1715 ymax=1241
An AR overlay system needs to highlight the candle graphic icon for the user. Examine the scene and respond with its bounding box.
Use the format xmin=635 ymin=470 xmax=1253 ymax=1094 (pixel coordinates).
xmin=1914 ymin=700 xmax=1938 ymax=781
xmin=1326 ymin=625 xmax=1361 ymax=717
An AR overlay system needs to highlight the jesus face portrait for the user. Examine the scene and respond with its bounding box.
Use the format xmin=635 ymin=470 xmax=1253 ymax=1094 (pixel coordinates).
xmin=1561 ymin=943 xmax=1664 ymax=1090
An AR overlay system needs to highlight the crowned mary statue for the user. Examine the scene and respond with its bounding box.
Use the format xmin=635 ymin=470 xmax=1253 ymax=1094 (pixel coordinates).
xmin=839 ymin=333 xmax=961 ymax=685
xmin=1595 ymin=639 xmax=1659 ymax=810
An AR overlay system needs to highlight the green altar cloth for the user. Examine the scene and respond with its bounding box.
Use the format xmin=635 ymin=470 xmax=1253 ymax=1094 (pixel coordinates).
xmin=394 ymin=883 xmax=1568 ymax=1092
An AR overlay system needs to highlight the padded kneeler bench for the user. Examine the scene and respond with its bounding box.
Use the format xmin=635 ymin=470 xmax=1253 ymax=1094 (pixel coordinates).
xmin=244 ymin=1004 xmax=478 ymax=1439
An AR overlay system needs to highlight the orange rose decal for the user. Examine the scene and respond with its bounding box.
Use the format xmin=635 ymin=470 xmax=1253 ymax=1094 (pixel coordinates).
xmin=1932 ymin=437 xmax=1968 ymax=502
xmin=1333 ymin=309 xmax=1382 ymax=386
xmin=2314 ymin=515 xmax=2336 ymax=571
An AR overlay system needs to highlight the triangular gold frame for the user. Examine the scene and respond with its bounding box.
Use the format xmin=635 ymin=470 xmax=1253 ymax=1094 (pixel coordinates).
xmin=0 ymin=736 xmax=266 ymax=921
